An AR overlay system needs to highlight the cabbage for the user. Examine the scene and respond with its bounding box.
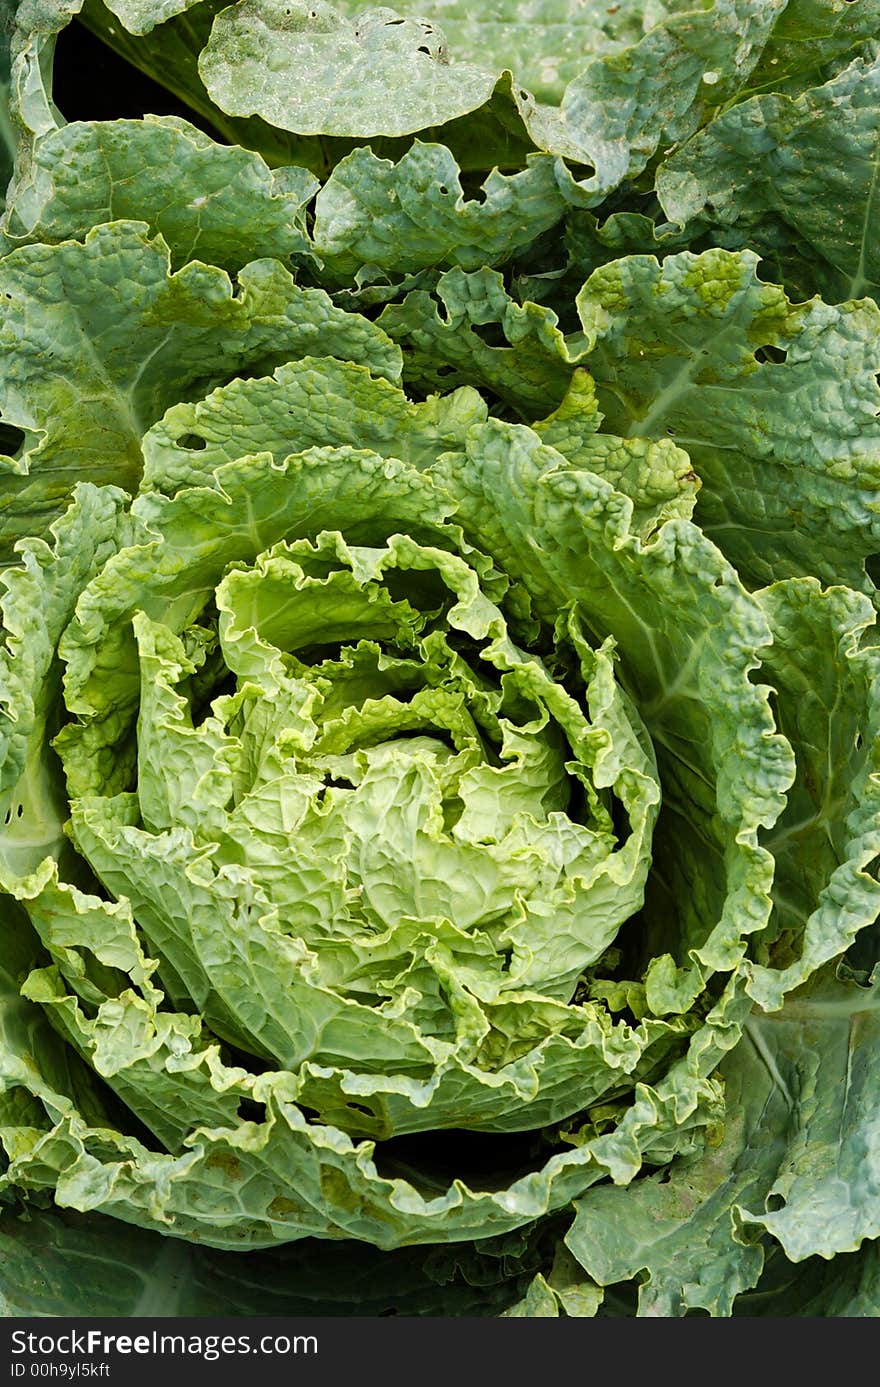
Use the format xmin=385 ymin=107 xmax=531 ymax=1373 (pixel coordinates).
xmin=0 ymin=0 xmax=879 ymax=1319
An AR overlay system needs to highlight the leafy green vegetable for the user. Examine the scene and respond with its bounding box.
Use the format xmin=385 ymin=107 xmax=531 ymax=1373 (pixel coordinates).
xmin=0 ymin=0 xmax=878 ymax=1319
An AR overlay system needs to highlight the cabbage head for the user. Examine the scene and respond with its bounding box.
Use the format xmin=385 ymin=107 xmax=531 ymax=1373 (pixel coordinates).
xmin=0 ymin=0 xmax=879 ymax=1320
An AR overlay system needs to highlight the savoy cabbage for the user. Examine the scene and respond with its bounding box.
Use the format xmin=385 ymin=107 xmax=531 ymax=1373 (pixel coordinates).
xmin=0 ymin=0 xmax=878 ymax=1318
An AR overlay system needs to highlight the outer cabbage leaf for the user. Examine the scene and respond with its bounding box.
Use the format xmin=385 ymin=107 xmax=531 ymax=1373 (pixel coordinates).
xmin=743 ymin=0 xmax=880 ymax=97
xmin=502 ymin=1249 xmax=603 ymax=1317
xmin=0 ymin=221 xmax=400 ymax=561
xmin=0 ymin=1201 xmax=550 ymax=1315
xmin=100 ymin=0 xmax=206 ymax=31
xmin=745 ymin=581 xmax=880 ymax=1008
xmin=733 ymin=1241 xmax=880 ymax=1317
xmin=564 ymin=968 xmax=880 ymax=1315
xmin=221 ymin=0 xmax=664 ymax=112
xmin=573 ymin=247 xmax=880 ymax=595
xmin=377 ymin=267 xmax=587 ymax=415
xmin=199 ymin=2 xmax=499 ymax=140
xmin=138 ymin=356 xmax=488 ymax=495
xmin=658 ymin=46 xmax=880 ymax=305
xmin=3 ymin=115 xmax=318 ymax=272
xmin=313 ymin=143 xmax=566 ymax=283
